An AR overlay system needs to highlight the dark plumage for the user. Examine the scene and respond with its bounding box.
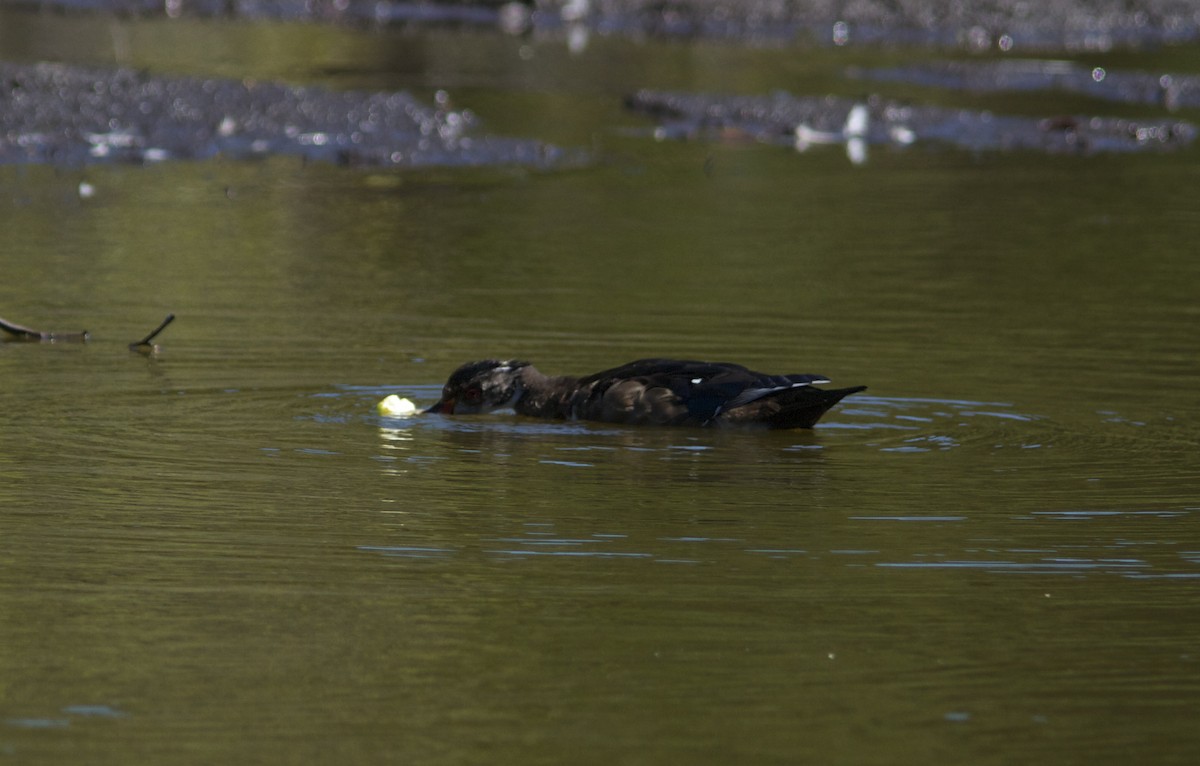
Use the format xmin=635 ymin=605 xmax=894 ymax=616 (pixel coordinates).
xmin=427 ymin=358 xmax=866 ymax=429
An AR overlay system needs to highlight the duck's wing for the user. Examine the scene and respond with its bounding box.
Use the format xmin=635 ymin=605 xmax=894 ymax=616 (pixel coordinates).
xmin=723 ymin=384 xmax=868 ymax=429
xmin=713 ymin=371 xmax=830 ymax=408
xmin=575 ymin=359 xmax=831 ymax=425
xmin=575 ymin=358 xmax=740 ymax=386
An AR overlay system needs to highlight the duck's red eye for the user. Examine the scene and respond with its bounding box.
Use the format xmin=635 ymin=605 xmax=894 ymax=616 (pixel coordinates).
xmin=463 ymin=385 xmax=483 ymax=404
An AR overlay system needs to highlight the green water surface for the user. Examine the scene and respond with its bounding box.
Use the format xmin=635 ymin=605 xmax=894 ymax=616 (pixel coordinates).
xmin=2 ymin=10 xmax=1199 ymax=765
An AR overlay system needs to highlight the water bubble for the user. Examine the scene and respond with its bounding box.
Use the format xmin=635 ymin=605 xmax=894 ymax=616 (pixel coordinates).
xmin=1092 ymin=67 xmax=1106 ymax=82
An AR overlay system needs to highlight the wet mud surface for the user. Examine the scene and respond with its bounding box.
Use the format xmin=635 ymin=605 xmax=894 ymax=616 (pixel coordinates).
xmin=4 ymin=3 xmax=1198 ymax=169
xmin=0 ymin=61 xmax=573 ymax=168
xmin=12 ymin=0 xmax=1200 ymax=50
xmin=625 ymin=88 xmax=1195 ymax=160
xmin=857 ymin=60 xmax=1200 ymax=112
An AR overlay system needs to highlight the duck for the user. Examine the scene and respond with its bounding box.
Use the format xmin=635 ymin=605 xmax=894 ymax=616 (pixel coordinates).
xmin=427 ymin=358 xmax=865 ymax=429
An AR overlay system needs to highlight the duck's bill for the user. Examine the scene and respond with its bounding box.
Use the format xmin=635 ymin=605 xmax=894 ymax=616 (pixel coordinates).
xmin=426 ymin=398 xmax=453 ymax=414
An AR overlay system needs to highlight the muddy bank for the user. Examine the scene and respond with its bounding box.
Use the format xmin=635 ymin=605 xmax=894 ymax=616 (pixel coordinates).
xmin=626 ymin=89 xmax=1196 ymax=160
xmin=857 ymin=60 xmax=1200 ymax=112
xmin=11 ymin=0 xmax=1200 ymax=50
xmin=5 ymin=58 xmax=1189 ymax=171
xmin=0 ymin=61 xmax=575 ymax=168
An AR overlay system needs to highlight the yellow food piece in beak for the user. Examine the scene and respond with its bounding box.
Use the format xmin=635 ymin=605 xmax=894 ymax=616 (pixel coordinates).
xmin=377 ymin=395 xmax=418 ymax=417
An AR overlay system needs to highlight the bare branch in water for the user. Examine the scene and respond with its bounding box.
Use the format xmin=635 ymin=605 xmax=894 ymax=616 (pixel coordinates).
xmin=0 ymin=315 xmax=89 ymax=342
xmin=1 ymin=313 xmax=175 ymax=348
xmin=129 ymin=313 xmax=176 ymax=351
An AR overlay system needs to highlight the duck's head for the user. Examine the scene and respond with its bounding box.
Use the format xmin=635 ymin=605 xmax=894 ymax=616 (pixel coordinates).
xmin=427 ymin=359 xmax=531 ymax=415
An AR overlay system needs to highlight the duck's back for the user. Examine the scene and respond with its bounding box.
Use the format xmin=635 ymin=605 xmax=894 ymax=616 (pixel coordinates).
xmin=569 ymin=358 xmax=851 ymax=428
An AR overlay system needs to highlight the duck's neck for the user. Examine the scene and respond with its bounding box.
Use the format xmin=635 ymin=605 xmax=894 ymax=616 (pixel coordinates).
xmin=514 ymin=366 xmax=580 ymax=419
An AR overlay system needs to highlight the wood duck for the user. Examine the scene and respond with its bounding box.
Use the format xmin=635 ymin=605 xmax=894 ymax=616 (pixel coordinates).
xmin=427 ymin=358 xmax=866 ymax=429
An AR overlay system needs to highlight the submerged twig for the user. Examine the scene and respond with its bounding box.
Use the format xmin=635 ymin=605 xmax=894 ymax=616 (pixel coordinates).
xmin=129 ymin=313 xmax=176 ymax=352
xmin=0 ymin=315 xmax=89 ymax=342
xmin=2 ymin=311 xmax=176 ymax=351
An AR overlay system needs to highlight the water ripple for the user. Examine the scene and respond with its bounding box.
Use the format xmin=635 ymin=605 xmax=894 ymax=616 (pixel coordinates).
xmin=357 ymin=545 xmax=456 ymax=560
xmin=876 ymin=558 xmax=1152 ymax=573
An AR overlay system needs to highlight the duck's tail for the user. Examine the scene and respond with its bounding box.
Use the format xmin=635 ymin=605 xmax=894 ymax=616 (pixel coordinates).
xmin=763 ymin=385 xmax=867 ymax=429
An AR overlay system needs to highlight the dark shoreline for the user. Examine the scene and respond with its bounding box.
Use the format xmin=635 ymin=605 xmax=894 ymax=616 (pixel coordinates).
xmin=0 ymin=61 xmax=576 ymax=169
xmin=2 ymin=2 xmax=1197 ymax=170
xmin=8 ymin=0 xmax=1200 ymax=51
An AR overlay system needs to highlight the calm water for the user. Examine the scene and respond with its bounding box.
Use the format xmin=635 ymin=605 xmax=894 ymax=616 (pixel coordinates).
xmin=3 ymin=11 xmax=1200 ymax=766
